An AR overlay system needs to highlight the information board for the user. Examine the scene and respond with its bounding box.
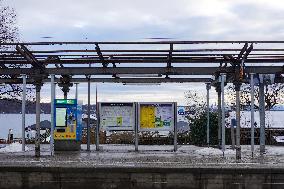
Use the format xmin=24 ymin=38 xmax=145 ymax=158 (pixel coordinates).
xmin=100 ymin=103 xmax=135 ymax=131
xmin=139 ymin=103 xmax=174 ymax=131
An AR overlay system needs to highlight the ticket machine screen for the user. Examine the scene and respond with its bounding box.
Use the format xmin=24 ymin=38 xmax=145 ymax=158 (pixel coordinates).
xmin=56 ymin=108 xmax=67 ymax=127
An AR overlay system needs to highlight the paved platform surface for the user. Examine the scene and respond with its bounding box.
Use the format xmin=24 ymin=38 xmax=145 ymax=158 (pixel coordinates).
xmin=0 ymin=144 xmax=284 ymax=169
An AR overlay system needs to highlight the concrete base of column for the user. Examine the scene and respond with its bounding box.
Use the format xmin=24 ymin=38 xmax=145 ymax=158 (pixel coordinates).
xmin=260 ymin=145 xmax=265 ymax=155
xmin=236 ymin=146 xmax=241 ymax=160
xmin=54 ymin=140 xmax=81 ymax=151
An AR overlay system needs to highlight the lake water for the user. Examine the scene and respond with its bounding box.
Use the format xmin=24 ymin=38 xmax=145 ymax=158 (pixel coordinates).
xmin=0 ymin=114 xmax=51 ymax=139
xmin=1 ymin=111 xmax=284 ymax=140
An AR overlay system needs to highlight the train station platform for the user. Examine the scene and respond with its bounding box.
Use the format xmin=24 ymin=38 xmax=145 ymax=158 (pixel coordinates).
xmin=0 ymin=144 xmax=284 ymax=189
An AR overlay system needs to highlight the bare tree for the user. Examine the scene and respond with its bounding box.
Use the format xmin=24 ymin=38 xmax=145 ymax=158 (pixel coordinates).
xmin=0 ymin=0 xmax=35 ymax=101
xmin=184 ymin=89 xmax=207 ymax=119
xmin=226 ymin=83 xmax=284 ymax=111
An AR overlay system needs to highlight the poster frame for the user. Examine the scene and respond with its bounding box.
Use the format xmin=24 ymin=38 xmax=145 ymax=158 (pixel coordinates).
xmin=99 ymin=102 xmax=136 ymax=131
xmin=138 ymin=102 xmax=175 ymax=132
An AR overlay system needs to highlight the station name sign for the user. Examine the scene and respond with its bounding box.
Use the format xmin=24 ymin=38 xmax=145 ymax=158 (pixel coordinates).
xmin=55 ymin=99 xmax=76 ymax=105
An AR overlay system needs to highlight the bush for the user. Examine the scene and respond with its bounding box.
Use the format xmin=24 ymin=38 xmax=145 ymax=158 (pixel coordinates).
xmin=189 ymin=111 xmax=234 ymax=146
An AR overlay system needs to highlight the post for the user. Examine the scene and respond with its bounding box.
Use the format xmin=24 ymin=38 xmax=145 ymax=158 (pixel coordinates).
xmin=96 ymin=84 xmax=100 ymax=151
xmin=35 ymin=84 xmax=41 ymax=157
xmin=221 ymin=74 xmax=226 ymax=155
xmin=206 ymin=83 xmax=211 ymax=146
xmin=235 ymin=82 xmax=241 ymax=160
xmin=216 ymin=84 xmax=222 ymax=148
xmin=75 ymin=83 xmax=78 ymax=100
xmin=259 ymin=77 xmax=265 ymax=155
xmin=230 ymin=119 xmax=235 ymax=149
xmin=50 ymin=74 xmax=55 ymax=156
xmin=250 ymin=73 xmax=255 ymax=157
xmin=134 ymin=103 xmax=139 ymax=151
xmin=87 ymin=77 xmax=91 ymax=151
xmin=174 ymin=102 xmax=178 ymax=152
xmin=21 ymin=74 xmax=26 ymax=152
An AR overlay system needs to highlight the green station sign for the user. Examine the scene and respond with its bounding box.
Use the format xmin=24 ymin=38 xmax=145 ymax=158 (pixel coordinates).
xmin=55 ymin=99 xmax=76 ymax=105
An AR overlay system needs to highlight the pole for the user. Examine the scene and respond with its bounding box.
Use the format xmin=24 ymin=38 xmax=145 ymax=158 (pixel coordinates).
xmin=50 ymin=74 xmax=55 ymax=156
xmin=250 ymin=73 xmax=255 ymax=157
xmin=259 ymin=78 xmax=265 ymax=155
xmin=174 ymin=102 xmax=178 ymax=152
xmin=235 ymin=82 xmax=241 ymax=160
xmin=21 ymin=74 xmax=26 ymax=152
xmin=96 ymin=84 xmax=100 ymax=151
xmin=230 ymin=118 xmax=235 ymax=149
xmin=206 ymin=83 xmax=211 ymax=146
xmin=221 ymin=74 xmax=226 ymax=156
xmin=87 ymin=77 xmax=91 ymax=151
xmin=75 ymin=83 xmax=78 ymax=100
xmin=35 ymin=84 xmax=41 ymax=157
xmin=134 ymin=103 xmax=138 ymax=151
xmin=217 ymin=85 xmax=222 ymax=149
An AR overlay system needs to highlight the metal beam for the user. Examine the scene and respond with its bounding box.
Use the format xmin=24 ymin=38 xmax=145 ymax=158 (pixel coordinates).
xmin=0 ymin=77 xmax=213 ymax=84
xmin=0 ymin=66 xmax=282 ymax=76
xmin=16 ymin=45 xmax=44 ymax=70
xmin=4 ymin=41 xmax=284 ymax=46
xmin=238 ymin=43 xmax=248 ymax=59
xmin=95 ymin=43 xmax=108 ymax=67
xmin=167 ymin=44 xmax=173 ymax=68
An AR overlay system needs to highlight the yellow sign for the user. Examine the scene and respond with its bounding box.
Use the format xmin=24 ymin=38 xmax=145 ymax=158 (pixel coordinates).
xmin=54 ymin=121 xmax=77 ymax=140
xmin=140 ymin=103 xmax=174 ymax=130
xmin=140 ymin=105 xmax=155 ymax=129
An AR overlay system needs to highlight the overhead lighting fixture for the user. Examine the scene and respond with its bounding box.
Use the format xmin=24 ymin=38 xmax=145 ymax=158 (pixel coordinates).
xmin=116 ymin=74 xmax=162 ymax=78
xmin=123 ymin=83 xmax=161 ymax=86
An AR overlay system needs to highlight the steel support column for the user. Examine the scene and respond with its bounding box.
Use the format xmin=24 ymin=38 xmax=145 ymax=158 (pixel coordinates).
xmin=235 ymin=83 xmax=241 ymax=160
xmin=87 ymin=77 xmax=91 ymax=151
xmin=259 ymin=80 xmax=266 ymax=155
xmin=250 ymin=73 xmax=255 ymax=157
xmin=221 ymin=74 xmax=226 ymax=155
xmin=206 ymin=83 xmax=211 ymax=146
xmin=75 ymin=83 xmax=78 ymax=99
xmin=216 ymin=84 xmax=222 ymax=148
xmin=230 ymin=119 xmax=235 ymax=149
xmin=134 ymin=103 xmax=138 ymax=151
xmin=35 ymin=84 xmax=41 ymax=157
xmin=96 ymin=84 xmax=100 ymax=151
xmin=21 ymin=74 xmax=26 ymax=152
xmin=50 ymin=74 xmax=55 ymax=156
xmin=174 ymin=102 xmax=178 ymax=152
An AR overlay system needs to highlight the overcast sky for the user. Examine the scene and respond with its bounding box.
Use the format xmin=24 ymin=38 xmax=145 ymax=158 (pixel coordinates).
xmin=5 ymin=0 xmax=284 ymax=104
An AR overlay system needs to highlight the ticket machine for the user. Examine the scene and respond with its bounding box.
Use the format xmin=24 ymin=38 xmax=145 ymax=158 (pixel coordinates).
xmin=54 ymin=99 xmax=82 ymax=151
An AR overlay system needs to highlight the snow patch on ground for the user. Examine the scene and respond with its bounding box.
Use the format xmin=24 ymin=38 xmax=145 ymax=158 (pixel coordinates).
xmin=195 ymin=147 xmax=235 ymax=156
xmin=265 ymin=146 xmax=284 ymax=156
xmin=0 ymin=142 xmax=29 ymax=153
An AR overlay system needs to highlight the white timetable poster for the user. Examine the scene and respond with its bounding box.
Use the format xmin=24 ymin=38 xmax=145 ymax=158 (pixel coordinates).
xmin=99 ymin=103 xmax=135 ymax=131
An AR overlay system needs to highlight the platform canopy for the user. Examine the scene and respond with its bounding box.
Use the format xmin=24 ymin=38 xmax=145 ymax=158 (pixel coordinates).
xmin=1 ymin=40 xmax=284 ymax=84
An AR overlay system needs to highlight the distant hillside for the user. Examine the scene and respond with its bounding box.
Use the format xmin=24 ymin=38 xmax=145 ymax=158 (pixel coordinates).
xmin=0 ymin=99 xmax=96 ymax=114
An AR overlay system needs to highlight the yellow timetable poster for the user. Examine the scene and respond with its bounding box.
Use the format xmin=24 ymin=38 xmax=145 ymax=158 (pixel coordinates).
xmin=140 ymin=105 xmax=155 ymax=128
xmin=140 ymin=103 xmax=173 ymax=130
